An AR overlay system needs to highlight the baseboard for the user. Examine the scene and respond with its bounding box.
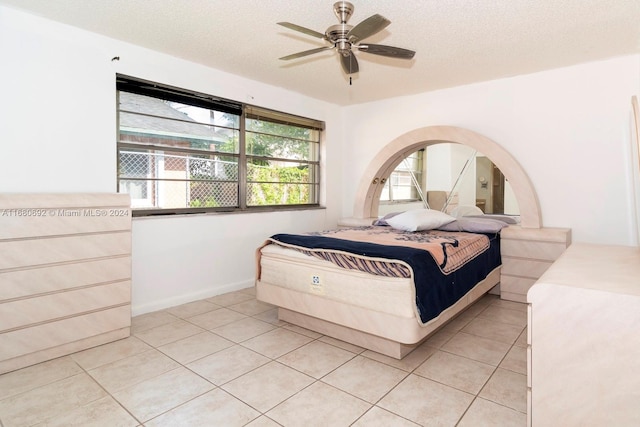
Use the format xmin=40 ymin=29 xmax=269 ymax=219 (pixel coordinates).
xmin=131 ymin=279 xmax=254 ymax=316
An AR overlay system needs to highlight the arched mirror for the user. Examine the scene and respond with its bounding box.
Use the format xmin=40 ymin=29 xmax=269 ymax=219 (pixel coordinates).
xmin=378 ymin=143 xmax=520 ymax=218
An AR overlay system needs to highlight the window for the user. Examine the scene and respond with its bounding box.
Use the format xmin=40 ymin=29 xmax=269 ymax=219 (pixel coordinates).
xmin=380 ymin=149 xmax=425 ymax=202
xmin=244 ymin=106 xmax=321 ymax=207
xmin=116 ymin=76 xmax=322 ymax=216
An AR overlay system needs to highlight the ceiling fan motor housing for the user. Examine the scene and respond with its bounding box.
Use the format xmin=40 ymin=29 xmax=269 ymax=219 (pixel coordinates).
xmin=333 ymin=1 xmax=354 ymax=24
xmin=325 ymin=24 xmax=353 ymax=55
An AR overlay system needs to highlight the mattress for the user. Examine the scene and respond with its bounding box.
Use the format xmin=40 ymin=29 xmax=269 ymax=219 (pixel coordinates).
xmin=259 ymin=243 xmax=417 ymax=319
xmin=263 ymin=226 xmax=502 ymax=324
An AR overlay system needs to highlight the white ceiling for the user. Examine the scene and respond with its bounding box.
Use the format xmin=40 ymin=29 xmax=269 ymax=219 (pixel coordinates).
xmin=3 ymin=0 xmax=640 ymax=105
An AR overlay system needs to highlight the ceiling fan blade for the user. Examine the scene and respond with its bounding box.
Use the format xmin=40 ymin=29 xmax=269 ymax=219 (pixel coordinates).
xmin=358 ymin=44 xmax=416 ymax=59
xmin=340 ymin=52 xmax=359 ymax=75
xmin=279 ymin=46 xmax=332 ymax=60
xmin=347 ymin=14 xmax=390 ymax=43
xmin=277 ymin=22 xmax=325 ymax=39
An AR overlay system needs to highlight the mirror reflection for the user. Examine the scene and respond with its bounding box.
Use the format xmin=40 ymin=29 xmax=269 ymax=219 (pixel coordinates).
xmin=379 ymin=143 xmax=520 ymax=218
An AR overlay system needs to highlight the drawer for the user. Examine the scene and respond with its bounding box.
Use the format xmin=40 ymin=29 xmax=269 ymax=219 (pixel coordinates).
xmin=0 ymin=305 xmax=131 ymax=360
xmin=501 ymin=226 xmax=571 ymax=244
xmin=0 ymin=210 xmax=130 ymax=240
xmin=0 ymin=281 xmax=131 ymax=331
xmin=0 ymin=257 xmax=131 ymax=301
xmin=527 ymin=345 xmax=532 ymax=387
xmin=501 ymin=239 xmax=567 ymax=261
xmin=501 ymin=275 xmax=538 ymax=296
xmin=0 ymin=232 xmax=131 ymax=270
xmin=502 ymin=258 xmax=553 ymax=279
xmin=527 ymin=304 xmax=532 ymax=344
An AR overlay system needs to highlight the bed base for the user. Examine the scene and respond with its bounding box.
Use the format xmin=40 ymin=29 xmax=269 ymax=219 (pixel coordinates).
xmin=278 ymin=308 xmax=419 ymax=359
xmin=256 ymin=266 xmax=500 ymax=359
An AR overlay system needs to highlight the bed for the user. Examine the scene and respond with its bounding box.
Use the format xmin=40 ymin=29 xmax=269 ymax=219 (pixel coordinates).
xmin=255 ymin=209 xmax=509 ymax=359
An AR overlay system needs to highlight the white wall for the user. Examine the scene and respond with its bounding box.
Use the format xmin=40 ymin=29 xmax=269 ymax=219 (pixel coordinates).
xmin=425 ymin=144 xmax=453 ymax=190
xmin=0 ymin=6 xmax=344 ymax=314
xmin=2 ymin=5 xmax=639 ymax=316
xmin=343 ymin=56 xmax=640 ymax=246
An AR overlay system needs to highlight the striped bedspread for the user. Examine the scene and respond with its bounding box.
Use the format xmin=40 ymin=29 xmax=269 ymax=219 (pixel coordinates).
xmin=267 ymin=226 xmax=490 ymax=276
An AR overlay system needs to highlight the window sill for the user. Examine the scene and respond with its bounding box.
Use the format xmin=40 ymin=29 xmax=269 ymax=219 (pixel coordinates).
xmin=131 ymin=205 xmax=325 ymax=220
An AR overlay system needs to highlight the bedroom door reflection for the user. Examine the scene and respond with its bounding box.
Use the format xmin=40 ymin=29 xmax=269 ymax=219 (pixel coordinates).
xmin=475 ymin=157 xmax=505 ymax=214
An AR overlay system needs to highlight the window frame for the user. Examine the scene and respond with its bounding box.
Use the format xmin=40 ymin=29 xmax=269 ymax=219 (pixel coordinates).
xmin=116 ymin=75 xmax=323 ymax=217
xmin=380 ymin=149 xmax=425 ymax=204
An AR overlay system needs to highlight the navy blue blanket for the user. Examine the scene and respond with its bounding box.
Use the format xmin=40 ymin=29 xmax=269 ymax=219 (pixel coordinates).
xmin=270 ymin=231 xmax=501 ymax=324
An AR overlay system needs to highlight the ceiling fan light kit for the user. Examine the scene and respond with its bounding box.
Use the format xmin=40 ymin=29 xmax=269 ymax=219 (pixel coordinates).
xmin=278 ymin=1 xmax=415 ymax=77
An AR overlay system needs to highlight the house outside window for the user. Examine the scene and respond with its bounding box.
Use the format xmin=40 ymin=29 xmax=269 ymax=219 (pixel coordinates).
xmin=117 ymin=76 xmax=322 ymax=216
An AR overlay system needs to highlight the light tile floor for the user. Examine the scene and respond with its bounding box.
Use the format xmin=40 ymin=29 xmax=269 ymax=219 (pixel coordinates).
xmin=0 ymin=288 xmax=528 ymax=427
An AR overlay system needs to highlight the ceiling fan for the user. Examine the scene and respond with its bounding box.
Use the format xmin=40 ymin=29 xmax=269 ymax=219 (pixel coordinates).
xmin=278 ymin=1 xmax=416 ymax=75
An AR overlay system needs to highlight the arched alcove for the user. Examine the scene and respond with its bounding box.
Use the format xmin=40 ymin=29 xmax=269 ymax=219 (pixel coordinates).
xmin=353 ymin=125 xmax=542 ymax=228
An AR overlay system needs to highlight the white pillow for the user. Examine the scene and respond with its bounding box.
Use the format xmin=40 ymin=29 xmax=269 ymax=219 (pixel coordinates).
xmin=386 ymin=209 xmax=456 ymax=232
xmin=450 ymin=205 xmax=484 ymax=218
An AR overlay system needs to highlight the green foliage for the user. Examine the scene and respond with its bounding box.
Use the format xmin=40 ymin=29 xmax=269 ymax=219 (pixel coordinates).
xmin=248 ymin=165 xmax=310 ymax=205
xmin=216 ymin=136 xmax=240 ymax=155
xmin=189 ymin=196 xmax=220 ymax=208
xmin=189 ymin=113 xmax=317 ymax=207
xmin=245 ymin=117 xmax=315 ymax=162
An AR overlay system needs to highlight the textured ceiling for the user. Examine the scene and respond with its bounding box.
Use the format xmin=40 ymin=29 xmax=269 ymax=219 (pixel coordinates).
xmin=2 ymin=0 xmax=640 ymax=105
